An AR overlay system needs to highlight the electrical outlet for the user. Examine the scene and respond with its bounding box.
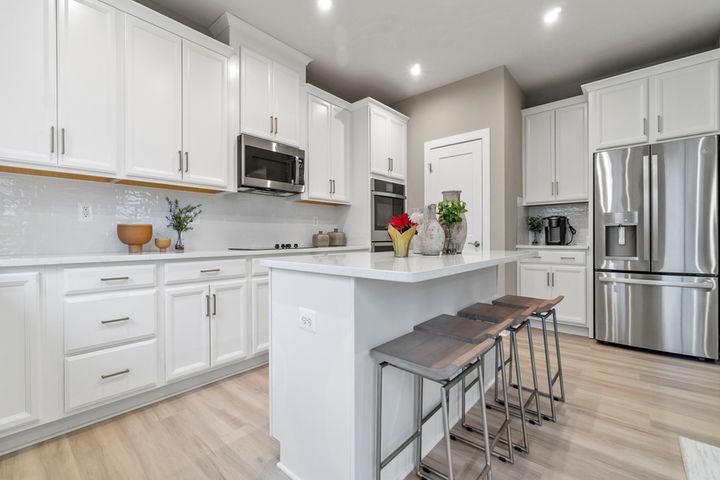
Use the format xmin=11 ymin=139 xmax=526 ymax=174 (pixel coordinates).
xmin=312 ymin=216 xmax=319 ymax=227
xmin=299 ymin=307 xmax=317 ymax=333
xmin=78 ymin=203 xmax=93 ymax=222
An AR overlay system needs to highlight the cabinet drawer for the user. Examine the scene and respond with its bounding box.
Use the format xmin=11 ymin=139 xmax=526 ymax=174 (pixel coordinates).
xmin=65 ymin=339 xmax=157 ymax=411
xmin=64 ymin=289 xmax=157 ymax=354
xmin=64 ymin=264 xmax=156 ymax=294
xmin=165 ymin=259 xmax=248 ymax=284
xmin=520 ymin=250 xmax=586 ymax=265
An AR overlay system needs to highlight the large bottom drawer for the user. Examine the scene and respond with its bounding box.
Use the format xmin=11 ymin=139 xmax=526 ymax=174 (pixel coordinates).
xmin=65 ymin=339 xmax=158 ymax=411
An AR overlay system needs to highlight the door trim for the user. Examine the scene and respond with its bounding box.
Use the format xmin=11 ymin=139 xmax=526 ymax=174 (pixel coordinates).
xmin=423 ymin=129 xmax=491 ymax=251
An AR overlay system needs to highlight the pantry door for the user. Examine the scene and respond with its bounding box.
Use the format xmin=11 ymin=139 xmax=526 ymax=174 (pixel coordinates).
xmin=424 ymin=129 xmax=490 ymax=249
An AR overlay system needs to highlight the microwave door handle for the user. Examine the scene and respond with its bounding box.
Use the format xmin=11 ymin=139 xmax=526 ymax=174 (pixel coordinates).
xmin=642 ymin=155 xmax=650 ymax=261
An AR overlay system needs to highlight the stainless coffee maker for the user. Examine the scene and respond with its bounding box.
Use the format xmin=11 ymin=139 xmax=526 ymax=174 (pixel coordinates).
xmin=543 ymin=216 xmax=576 ymax=245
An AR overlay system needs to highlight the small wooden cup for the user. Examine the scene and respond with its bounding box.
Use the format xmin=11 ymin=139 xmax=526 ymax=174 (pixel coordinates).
xmin=155 ymin=238 xmax=171 ymax=253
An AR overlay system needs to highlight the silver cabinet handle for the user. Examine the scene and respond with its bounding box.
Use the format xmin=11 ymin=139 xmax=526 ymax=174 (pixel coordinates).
xmin=213 ymin=293 xmax=217 ymax=316
xmin=657 ymin=115 xmax=662 ymax=133
xmin=642 ymin=117 xmax=647 ymax=135
xmin=270 ymin=115 xmax=274 ymax=133
xmin=551 ymin=181 xmax=554 ymax=196
xmin=200 ymin=268 xmax=220 ymax=274
xmin=598 ymin=277 xmax=714 ymax=289
xmin=274 ymin=117 xmax=278 ymax=134
xmin=50 ymin=126 xmax=55 ymax=153
xmin=178 ymin=150 xmax=183 ymax=172
xmin=329 ymin=179 xmax=333 ymax=194
xmin=332 ymin=179 xmax=336 ymax=194
xmin=560 ymin=256 xmax=575 ymax=261
xmin=101 ymin=368 xmax=130 ymax=380
xmin=428 ymin=163 xmax=433 ymax=173
xmin=100 ymin=276 xmax=129 ymax=282
xmin=555 ymin=181 xmax=559 ymax=195
xmin=185 ymin=152 xmax=189 ymax=172
xmin=205 ymin=294 xmax=210 ymax=317
xmin=101 ymin=317 xmax=130 ymax=325
xmin=546 ymin=271 xmax=550 ymax=286
xmin=551 ymin=272 xmax=555 ymax=287
xmin=61 ymin=128 xmax=66 ymax=154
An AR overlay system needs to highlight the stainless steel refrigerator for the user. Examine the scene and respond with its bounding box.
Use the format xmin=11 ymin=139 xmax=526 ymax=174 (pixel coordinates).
xmin=594 ymin=135 xmax=719 ymax=360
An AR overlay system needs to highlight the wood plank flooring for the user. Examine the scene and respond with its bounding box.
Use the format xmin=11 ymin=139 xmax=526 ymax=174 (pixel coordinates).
xmin=0 ymin=333 xmax=718 ymax=480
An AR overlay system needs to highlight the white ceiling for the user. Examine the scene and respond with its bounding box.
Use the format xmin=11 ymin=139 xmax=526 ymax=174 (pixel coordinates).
xmin=137 ymin=0 xmax=720 ymax=106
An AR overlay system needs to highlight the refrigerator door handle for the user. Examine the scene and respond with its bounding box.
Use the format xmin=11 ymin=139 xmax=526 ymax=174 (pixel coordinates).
xmin=642 ymin=155 xmax=650 ymax=261
xmin=598 ymin=277 xmax=715 ymax=290
xmin=650 ymin=154 xmax=659 ymax=269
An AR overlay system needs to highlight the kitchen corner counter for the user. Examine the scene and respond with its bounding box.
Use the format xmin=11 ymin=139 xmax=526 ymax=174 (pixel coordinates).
xmin=0 ymin=245 xmax=369 ymax=268
xmin=262 ymin=249 xmax=533 ymax=283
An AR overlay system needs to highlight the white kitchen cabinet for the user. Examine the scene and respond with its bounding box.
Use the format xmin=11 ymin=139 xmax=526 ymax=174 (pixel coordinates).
xmin=0 ymin=273 xmax=40 ymax=433
xmin=251 ymin=276 xmax=270 ymax=355
xmin=387 ymin=116 xmax=406 ymax=181
xmin=369 ymin=105 xmax=407 ymax=181
xmin=0 ymin=0 xmax=56 ymax=168
xmin=551 ymin=265 xmax=587 ymax=327
xmin=182 ymin=41 xmax=229 ymax=188
xmin=522 ymin=97 xmax=587 ymax=205
xmin=165 ymin=283 xmax=212 ymax=381
xmin=592 ymin=78 xmax=649 ymax=149
xmin=306 ymin=92 xmax=351 ymax=204
xmin=210 ymin=279 xmax=248 ymax=366
xmin=652 ymin=61 xmax=719 ymax=141
xmin=241 ymin=48 xmax=301 ymax=147
xmin=519 ymin=264 xmax=551 ymax=300
xmin=56 ymin=0 xmax=119 ymax=174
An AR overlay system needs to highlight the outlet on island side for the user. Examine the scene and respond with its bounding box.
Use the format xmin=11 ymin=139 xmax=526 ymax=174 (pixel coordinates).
xmin=299 ymin=307 xmax=317 ymax=334
xmin=78 ymin=203 xmax=93 ymax=222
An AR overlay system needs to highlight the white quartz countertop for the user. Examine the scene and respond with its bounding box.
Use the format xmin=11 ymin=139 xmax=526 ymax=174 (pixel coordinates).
xmin=0 ymin=245 xmax=369 ymax=268
xmin=262 ymin=249 xmax=534 ymax=283
xmin=516 ymin=244 xmax=589 ymax=250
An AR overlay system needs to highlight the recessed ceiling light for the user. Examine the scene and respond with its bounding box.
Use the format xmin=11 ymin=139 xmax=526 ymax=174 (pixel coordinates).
xmin=543 ymin=7 xmax=562 ymax=24
xmin=410 ymin=64 xmax=422 ymax=77
xmin=317 ymin=0 xmax=332 ymax=12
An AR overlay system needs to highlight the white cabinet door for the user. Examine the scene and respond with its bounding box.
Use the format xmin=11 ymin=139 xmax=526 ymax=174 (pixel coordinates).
xmin=523 ymin=110 xmax=555 ymax=204
xmin=241 ymin=49 xmax=273 ymax=140
xmin=57 ymin=0 xmax=118 ymax=174
xmin=551 ymin=265 xmax=587 ymax=326
xmin=388 ymin=116 xmax=406 ymax=181
xmin=370 ymin=107 xmax=390 ymax=176
xmin=251 ymin=276 xmax=270 ymax=355
xmin=331 ymin=105 xmax=351 ymax=203
xmin=273 ymin=63 xmax=301 ymax=147
xmin=0 ymin=0 xmax=56 ymax=167
xmin=653 ymin=62 xmax=719 ymax=141
xmin=519 ymin=264 xmax=552 ymax=301
xmin=182 ymin=41 xmax=229 ymax=188
xmin=554 ymin=103 xmax=588 ymax=202
xmin=593 ymin=78 xmax=648 ymax=149
xmin=307 ymin=95 xmax=332 ymax=201
xmin=165 ymin=284 xmax=210 ymax=381
xmin=123 ymin=15 xmax=182 ymax=182
xmin=0 ymin=273 xmax=40 ymax=432
xmin=210 ymin=279 xmax=248 ymax=367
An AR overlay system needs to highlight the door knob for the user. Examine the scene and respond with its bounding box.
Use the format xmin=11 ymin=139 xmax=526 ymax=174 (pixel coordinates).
xmin=467 ymin=241 xmax=481 ymax=248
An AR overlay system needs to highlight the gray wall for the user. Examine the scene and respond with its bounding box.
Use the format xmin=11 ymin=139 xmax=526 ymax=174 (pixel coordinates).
xmin=393 ymin=66 xmax=524 ymax=293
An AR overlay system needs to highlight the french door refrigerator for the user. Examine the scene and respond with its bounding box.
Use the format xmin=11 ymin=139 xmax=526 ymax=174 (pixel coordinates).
xmin=594 ymin=135 xmax=719 ymax=360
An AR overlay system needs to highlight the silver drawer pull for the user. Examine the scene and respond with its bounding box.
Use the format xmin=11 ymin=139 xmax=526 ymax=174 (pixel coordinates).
xmin=100 ymin=276 xmax=129 ymax=282
xmin=560 ymin=256 xmax=576 ymax=261
xmin=200 ymin=269 xmax=221 ymax=274
xmin=101 ymin=368 xmax=130 ymax=380
xmin=598 ymin=277 xmax=714 ymax=289
xmin=101 ymin=317 xmax=130 ymax=325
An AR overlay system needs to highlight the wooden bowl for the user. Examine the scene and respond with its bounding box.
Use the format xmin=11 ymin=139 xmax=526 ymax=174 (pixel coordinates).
xmin=154 ymin=237 xmax=171 ymax=253
xmin=117 ymin=224 xmax=153 ymax=253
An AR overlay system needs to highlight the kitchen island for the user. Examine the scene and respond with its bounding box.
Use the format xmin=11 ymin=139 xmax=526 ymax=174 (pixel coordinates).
xmin=263 ymin=249 xmax=533 ymax=480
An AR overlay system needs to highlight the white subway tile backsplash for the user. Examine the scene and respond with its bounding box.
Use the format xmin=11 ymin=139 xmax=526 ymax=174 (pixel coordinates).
xmin=517 ymin=202 xmax=589 ymax=246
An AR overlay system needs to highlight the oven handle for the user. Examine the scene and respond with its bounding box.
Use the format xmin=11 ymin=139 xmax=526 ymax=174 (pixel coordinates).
xmin=371 ymin=191 xmax=406 ymax=200
xmin=598 ymin=277 xmax=714 ymax=289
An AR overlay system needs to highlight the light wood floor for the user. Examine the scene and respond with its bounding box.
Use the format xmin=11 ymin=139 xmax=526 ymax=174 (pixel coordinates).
xmin=1 ymin=333 xmax=718 ymax=480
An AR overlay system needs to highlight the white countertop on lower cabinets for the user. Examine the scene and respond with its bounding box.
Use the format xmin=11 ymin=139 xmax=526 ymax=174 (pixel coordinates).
xmin=516 ymin=244 xmax=589 ymax=250
xmin=262 ymin=249 xmax=534 ymax=283
xmin=0 ymin=245 xmax=369 ymax=268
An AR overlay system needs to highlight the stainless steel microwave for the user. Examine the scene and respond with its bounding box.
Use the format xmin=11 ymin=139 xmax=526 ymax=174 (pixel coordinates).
xmin=238 ymin=134 xmax=305 ymax=196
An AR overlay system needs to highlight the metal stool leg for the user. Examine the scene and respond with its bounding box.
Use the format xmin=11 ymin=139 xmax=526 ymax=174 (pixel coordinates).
xmin=497 ymin=339 xmax=514 ymax=463
xmin=552 ymin=308 xmax=566 ymax=402
xmin=375 ymin=363 xmax=384 ymax=480
xmin=477 ymin=362 xmax=493 ymax=480
xmin=441 ymin=386 xmax=454 ymax=480
xmin=540 ymin=314 xmax=557 ymax=422
xmin=525 ymin=322 xmax=543 ymax=426
xmin=414 ymin=375 xmax=423 ymax=477
xmin=509 ymin=330 xmax=529 ymax=452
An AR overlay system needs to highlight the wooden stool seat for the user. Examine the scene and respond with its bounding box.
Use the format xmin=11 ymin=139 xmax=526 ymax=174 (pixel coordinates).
xmin=493 ymin=294 xmax=563 ymax=314
xmin=414 ymin=314 xmax=513 ymax=344
xmin=457 ymin=302 xmax=531 ymax=327
xmin=370 ymin=330 xmax=494 ymax=382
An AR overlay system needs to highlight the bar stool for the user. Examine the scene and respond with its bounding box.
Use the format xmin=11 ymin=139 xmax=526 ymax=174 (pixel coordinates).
xmin=492 ymin=295 xmax=566 ymax=423
xmin=371 ymin=329 xmax=495 ymax=480
xmin=414 ymin=312 xmax=521 ymax=463
xmin=457 ymin=302 xmax=543 ymax=443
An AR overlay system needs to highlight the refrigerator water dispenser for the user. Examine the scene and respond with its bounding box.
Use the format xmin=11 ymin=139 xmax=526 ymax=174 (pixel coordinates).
xmin=603 ymin=212 xmax=638 ymax=259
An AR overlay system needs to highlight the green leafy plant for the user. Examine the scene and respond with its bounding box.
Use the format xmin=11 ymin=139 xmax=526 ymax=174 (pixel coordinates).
xmin=165 ymin=197 xmax=202 ymax=233
xmin=437 ymin=199 xmax=467 ymax=226
xmin=527 ymin=216 xmax=543 ymax=234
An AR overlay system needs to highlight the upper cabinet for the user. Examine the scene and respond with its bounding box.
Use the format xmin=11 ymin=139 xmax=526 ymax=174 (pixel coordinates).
xmin=305 ymin=87 xmax=351 ymax=204
xmin=368 ymin=104 xmax=407 ymax=182
xmin=584 ymin=52 xmax=720 ymax=150
xmin=523 ymin=96 xmax=587 ymax=205
xmin=240 ymin=48 xmax=301 ymax=147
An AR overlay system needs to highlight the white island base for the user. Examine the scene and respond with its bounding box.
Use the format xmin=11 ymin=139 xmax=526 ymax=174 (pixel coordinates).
xmin=263 ymin=250 xmax=532 ymax=480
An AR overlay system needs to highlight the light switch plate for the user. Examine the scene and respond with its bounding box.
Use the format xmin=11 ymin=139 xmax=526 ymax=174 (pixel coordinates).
xmin=299 ymin=307 xmax=317 ymax=333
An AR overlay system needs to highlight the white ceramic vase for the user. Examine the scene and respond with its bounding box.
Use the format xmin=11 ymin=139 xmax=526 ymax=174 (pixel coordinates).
xmin=416 ymin=204 xmax=444 ymax=256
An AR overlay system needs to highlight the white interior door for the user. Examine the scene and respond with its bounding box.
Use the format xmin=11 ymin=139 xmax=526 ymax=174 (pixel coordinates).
xmin=426 ymin=138 xmax=485 ymax=247
xmin=57 ymin=0 xmax=118 ymax=174
xmin=272 ymin=62 xmax=300 ymax=146
xmin=123 ymin=15 xmax=182 ymax=181
xmin=0 ymin=0 xmax=56 ymax=167
xmin=182 ymin=40 xmax=229 ymax=188
xmin=210 ymin=280 xmax=248 ymax=366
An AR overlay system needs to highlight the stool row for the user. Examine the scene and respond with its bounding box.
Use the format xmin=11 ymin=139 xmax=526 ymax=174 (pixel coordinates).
xmin=371 ymin=295 xmax=566 ymax=480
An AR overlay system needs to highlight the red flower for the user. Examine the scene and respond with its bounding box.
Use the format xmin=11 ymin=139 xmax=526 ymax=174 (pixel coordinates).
xmin=390 ymin=213 xmax=417 ymax=232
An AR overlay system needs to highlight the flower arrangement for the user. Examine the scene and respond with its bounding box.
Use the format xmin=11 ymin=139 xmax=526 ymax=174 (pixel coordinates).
xmin=166 ymin=197 xmax=202 ymax=251
xmin=438 ymin=198 xmax=468 ymax=254
xmin=388 ymin=213 xmax=417 ymax=257
xmin=528 ymin=216 xmax=543 ymax=244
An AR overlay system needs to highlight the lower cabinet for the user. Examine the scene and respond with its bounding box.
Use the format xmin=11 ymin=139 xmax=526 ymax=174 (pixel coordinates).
xmin=165 ymin=279 xmax=248 ymax=381
xmin=519 ymin=261 xmax=587 ymax=327
xmin=0 ymin=272 xmax=40 ymax=433
xmin=251 ymin=276 xmax=269 ymax=354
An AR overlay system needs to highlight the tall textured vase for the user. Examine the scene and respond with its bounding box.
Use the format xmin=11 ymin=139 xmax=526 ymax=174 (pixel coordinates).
xmin=442 ymin=190 xmax=468 ymax=253
xmin=416 ymin=204 xmax=444 ymax=256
